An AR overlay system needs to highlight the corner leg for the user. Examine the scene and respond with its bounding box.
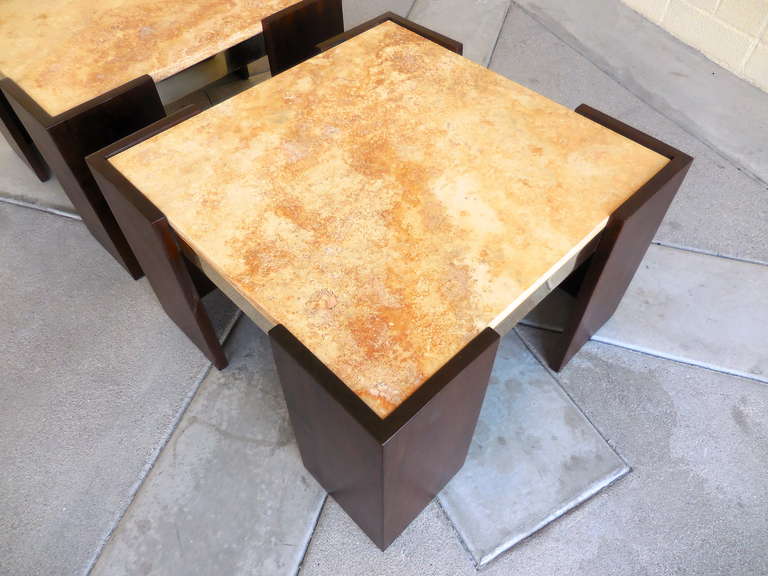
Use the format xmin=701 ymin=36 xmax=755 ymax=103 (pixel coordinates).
xmin=3 ymin=76 xmax=166 ymax=279
xmin=262 ymin=0 xmax=344 ymax=76
xmin=270 ymin=325 xmax=499 ymax=549
xmin=91 ymin=162 xmax=228 ymax=369
xmin=0 ymin=83 xmax=50 ymax=182
xmin=548 ymin=105 xmax=693 ymax=372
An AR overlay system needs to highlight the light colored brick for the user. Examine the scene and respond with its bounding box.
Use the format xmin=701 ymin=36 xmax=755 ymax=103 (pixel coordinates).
xmin=716 ymin=0 xmax=768 ymax=37
xmin=621 ymin=0 xmax=670 ymax=22
xmin=663 ymin=0 xmax=753 ymax=69
xmin=684 ymin=0 xmax=720 ymax=12
xmin=745 ymin=41 xmax=768 ymax=89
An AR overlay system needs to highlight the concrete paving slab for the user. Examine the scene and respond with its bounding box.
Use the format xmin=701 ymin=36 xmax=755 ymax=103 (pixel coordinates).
xmin=620 ymin=105 xmax=768 ymax=265
xmin=342 ymin=0 xmax=415 ymax=28
xmin=0 ymin=137 xmax=75 ymax=215
xmin=490 ymin=5 xmax=639 ymax=115
xmin=598 ymin=245 xmax=768 ymax=382
xmin=91 ymin=318 xmax=326 ymax=576
xmin=492 ymin=5 xmax=768 ymax=265
xmin=438 ymin=331 xmax=627 ymax=567
xmin=526 ymin=245 xmax=768 ymax=382
xmin=409 ymin=0 xmax=511 ymax=66
xmin=505 ymin=328 xmax=768 ymax=576
xmin=0 ymin=204 xmax=238 ymax=576
xmin=513 ymin=0 xmax=768 ymax=186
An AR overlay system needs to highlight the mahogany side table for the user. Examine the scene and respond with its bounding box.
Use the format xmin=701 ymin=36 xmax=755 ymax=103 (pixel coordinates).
xmin=0 ymin=0 xmax=344 ymax=278
xmin=88 ymin=16 xmax=692 ymax=549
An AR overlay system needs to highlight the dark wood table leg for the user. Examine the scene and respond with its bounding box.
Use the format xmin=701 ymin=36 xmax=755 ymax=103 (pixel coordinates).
xmin=548 ymin=104 xmax=693 ymax=372
xmin=225 ymin=34 xmax=267 ymax=79
xmin=2 ymin=76 xmax=167 ymax=279
xmin=0 ymin=82 xmax=50 ymax=182
xmin=263 ymin=0 xmax=344 ymax=76
xmin=270 ymin=325 xmax=500 ymax=550
xmin=86 ymin=106 xmax=227 ymax=369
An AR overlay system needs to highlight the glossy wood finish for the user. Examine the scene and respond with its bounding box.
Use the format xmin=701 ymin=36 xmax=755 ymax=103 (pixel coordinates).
xmin=86 ymin=105 xmax=227 ymax=368
xmin=2 ymin=75 xmax=166 ymax=278
xmin=263 ymin=0 xmax=344 ymax=75
xmin=317 ymin=11 xmax=463 ymax=54
xmin=549 ymin=104 xmax=693 ymax=371
xmin=271 ymin=324 xmax=499 ymax=549
xmin=0 ymin=80 xmax=49 ymax=182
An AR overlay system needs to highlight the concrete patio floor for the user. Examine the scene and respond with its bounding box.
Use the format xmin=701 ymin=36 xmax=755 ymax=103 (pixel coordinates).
xmin=1 ymin=1 xmax=766 ymax=574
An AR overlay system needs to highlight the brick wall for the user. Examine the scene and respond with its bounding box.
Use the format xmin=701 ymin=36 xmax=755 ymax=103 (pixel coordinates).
xmin=621 ymin=0 xmax=768 ymax=92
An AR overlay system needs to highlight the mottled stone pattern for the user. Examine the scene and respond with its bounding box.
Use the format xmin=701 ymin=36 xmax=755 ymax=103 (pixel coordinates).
xmin=0 ymin=0 xmax=297 ymax=116
xmin=111 ymin=22 xmax=668 ymax=418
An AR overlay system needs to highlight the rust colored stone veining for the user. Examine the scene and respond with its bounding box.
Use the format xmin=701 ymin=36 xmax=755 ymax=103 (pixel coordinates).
xmin=0 ymin=0 xmax=298 ymax=116
xmin=110 ymin=22 xmax=669 ymax=418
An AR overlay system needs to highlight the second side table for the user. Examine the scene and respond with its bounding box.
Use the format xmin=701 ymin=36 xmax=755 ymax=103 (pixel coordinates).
xmin=0 ymin=0 xmax=344 ymax=277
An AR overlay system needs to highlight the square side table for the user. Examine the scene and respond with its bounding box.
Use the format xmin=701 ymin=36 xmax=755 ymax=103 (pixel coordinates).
xmin=88 ymin=17 xmax=691 ymax=548
xmin=0 ymin=0 xmax=343 ymax=278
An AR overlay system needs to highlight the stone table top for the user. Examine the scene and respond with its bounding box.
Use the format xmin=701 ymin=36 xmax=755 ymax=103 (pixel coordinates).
xmin=0 ymin=0 xmax=298 ymax=116
xmin=110 ymin=21 xmax=669 ymax=418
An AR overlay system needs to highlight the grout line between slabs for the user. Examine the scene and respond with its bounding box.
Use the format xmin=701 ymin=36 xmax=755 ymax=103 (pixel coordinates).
xmin=487 ymin=1 xmax=515 ymax=69
xmin=651 ymin=240 xmax=768 ymax=267
xmin=0 ymin=194 xmax=80 ymax=220
xmin=520 ymin=323 xmax=768 ymax=386
xmin=476 ymin=465 xmax=630 ymax=569
xmin=294 ymin=494 xmax=329 ymax=576
xmin=433 ymin=497 xmax=484 ymax=571
xmin=508 ymin=0 xmax=768 ymax=189
xmin=592 ymin=335 xmax=768 ymax=385
xmin=404 ymin=0 xmax=418 ymax=18
xmin=83 ymin=310 xmax=244 ymax=576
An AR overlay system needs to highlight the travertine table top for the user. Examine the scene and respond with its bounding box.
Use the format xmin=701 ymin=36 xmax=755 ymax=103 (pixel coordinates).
xmin=0 ymin=0 xmax=297 ymax=116
xmin=110 ymin=22 xmax=669 ymax=418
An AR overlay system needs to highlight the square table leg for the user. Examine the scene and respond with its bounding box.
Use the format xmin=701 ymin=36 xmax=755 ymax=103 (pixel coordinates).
xmin=548 ymin=105 xmax=693 ymax=372
xmin=270 ymin=324 xmax=500 ymax=550
xmin=87 ymin=105 xmax=227 ymax=369
xmin=0 ymin=83 xmax=50 ymax=182
xmin=2 ymin=75 xmax=166 ymax=279
xmin=263 ymin=0 xmax=345 ymax=76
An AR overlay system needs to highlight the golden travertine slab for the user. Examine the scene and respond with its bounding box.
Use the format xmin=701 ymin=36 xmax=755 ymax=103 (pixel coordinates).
xmin=110 ymin=22 xmax=669 ymax=418
xmin=0 ymin=0 xmax=297 ymax=116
